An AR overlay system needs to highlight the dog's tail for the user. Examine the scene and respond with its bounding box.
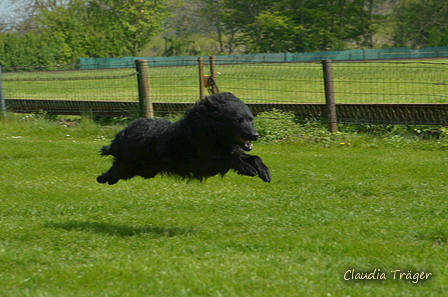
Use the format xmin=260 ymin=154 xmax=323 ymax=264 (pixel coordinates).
xmin=100 ymin=146 xmax=112 ymax=156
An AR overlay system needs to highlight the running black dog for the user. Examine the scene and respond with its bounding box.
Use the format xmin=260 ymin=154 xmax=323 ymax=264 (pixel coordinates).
xmin=97 ymin=92 xmax=271 ymax=184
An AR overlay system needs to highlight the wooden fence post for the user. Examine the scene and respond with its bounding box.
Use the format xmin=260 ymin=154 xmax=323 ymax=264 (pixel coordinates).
xmin=322 ymin=60 xmax=337 ymax=133
xmin=198 ymin=57 xmax=206 ymax=99
xmin=135 ymin=59 xmax=154 ymax=119
xmin=209 ymin=56 xmax=218 ymax=94
xmin=0 ymin=67 xmax=6 ymax=119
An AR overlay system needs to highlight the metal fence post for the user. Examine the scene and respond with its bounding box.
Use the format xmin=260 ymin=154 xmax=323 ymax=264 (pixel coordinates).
xmin=322 ymin=60 xmax=337 ymax=133
xmin=135 ymin=59 xmax=154 ymax=119
xmin=198 ymin=57 xmax=206 ymax=99
xmin=0 ymin=66 xmax=6 ymax=119
xmin=209 ymin=56 xmax=218 ymax=94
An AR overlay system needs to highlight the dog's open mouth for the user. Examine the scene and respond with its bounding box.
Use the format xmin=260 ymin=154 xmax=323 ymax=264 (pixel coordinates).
xmin=237 ymin=136 xmax=253 ymax=151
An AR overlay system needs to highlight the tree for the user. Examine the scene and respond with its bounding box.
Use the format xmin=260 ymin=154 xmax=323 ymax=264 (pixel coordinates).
xmin=248 ymin=11 xmax=302 ymax=53
xmin=34 ymin=0 xmax=170 ymax=62
xmin=387 ymin=0 xmax=448 ymax=48
xmin=0 ymin=32 xmax=64 ymax=67
xmin=222 ymin=0 xmax=272 ymax=53
xmin=161 ymin=0 xmax=204 ymax=56
xmin=213 ymin=0 xmax=386 ymax=53
xmin=34 ymin=0 xmax=118 ymax=61
xmin=96 ymin=0 xmax=171 ymax=56
xmin=195 ymin=0 xmax=228 ymax=54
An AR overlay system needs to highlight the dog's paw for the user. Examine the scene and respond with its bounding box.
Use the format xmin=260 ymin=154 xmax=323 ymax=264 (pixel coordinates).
xmin=97 ymin=173 xmax=118 ymax=185
xmin=258 ymin=167 xmax=271 ymax=182
xmin=250 ymin=158 xmax=271 ymax=182
xmin=97 ymin=174 xmax=108 ymax=183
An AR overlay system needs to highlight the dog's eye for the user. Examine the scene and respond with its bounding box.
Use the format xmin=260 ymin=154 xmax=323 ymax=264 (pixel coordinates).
xmin=235 ymin=118 xmax=243 ymax=123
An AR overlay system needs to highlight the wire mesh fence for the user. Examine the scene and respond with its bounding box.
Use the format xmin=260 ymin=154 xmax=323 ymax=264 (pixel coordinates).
xmin=217 ymin=61 xmax=448 ymax=104
xmin=0 ymin=64 xmax=201 ymax=103
xmin=148 ymin=65 xmax=198 ymax=103
xmin=331 ymin=61 xmax=448 ymax=104
xmin=1 ymin=64 xmax=138 ymax=101
xmin=1 ymin=58 xmax=448 ymax=126
xmin=213 ymin=62 xmax=324 ymax=104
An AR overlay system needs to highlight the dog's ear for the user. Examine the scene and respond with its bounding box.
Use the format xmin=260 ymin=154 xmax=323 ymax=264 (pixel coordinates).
xmin=204 ymin=97 xmax=219 ymax=113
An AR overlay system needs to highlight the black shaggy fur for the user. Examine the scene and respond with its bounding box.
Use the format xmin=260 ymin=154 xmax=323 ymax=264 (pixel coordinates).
xmin=97 ymin=92 xmax=271 ymax=185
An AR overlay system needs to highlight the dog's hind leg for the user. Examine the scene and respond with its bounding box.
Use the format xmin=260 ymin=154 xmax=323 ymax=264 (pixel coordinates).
xmin=97 ymin=162 xmax=139 ymax=185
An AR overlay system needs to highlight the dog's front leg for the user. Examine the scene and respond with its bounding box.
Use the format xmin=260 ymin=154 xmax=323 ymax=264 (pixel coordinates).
xmin=240 ymin=154 xmax=271 ymax=182
xmin=230 ymin=156 xmax=259 ymax=178
xmin=230 ymin=154 xmax=271 ymax=182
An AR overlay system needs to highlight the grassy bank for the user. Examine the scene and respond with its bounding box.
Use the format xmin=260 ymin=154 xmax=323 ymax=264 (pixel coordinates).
xmin=0 ymin=114 xmax=447 ymax=296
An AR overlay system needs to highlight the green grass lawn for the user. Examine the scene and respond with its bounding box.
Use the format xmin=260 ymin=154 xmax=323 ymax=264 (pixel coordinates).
xmin=1 ymin=115 xmax=448 ymax=296
xmin=3 ymin=59 xmax=447 ymax=104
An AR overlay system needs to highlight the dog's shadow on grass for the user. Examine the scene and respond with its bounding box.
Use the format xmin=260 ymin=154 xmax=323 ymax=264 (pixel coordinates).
xmin=47 ymin=220 xmax=196 ymax=237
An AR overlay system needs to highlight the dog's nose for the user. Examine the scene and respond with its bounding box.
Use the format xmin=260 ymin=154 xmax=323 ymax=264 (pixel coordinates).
xmin=252 ymin=133 xmax=259 ymax=140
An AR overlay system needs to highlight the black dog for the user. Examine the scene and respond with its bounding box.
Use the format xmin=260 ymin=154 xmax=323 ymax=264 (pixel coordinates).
xmin=97 ymin=92 xmax=271 ymax=184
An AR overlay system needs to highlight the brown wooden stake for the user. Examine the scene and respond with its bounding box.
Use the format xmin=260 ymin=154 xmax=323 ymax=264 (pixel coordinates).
xmin=135 ymin=59 xmax=154 ymax=118
xmin=209 ymin=56 xmax=218 ymax=94
xmin=198 ymin=57 xmax=206 ymax=99
xmin=322 ymin=60 xmax=337 ymax=133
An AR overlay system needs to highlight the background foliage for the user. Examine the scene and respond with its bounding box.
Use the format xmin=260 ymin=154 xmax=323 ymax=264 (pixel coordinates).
xmin=0 ymin=0 xmax=448 ymax=66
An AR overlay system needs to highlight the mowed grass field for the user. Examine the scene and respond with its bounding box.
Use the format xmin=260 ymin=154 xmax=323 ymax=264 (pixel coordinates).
xmin=3 ymin=59 xmax=448 ymax=104
xmin=1 ymin=115 xmax=448 ymax=296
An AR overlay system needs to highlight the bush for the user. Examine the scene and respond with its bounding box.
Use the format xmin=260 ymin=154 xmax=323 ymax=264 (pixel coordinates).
xmin=254 ymin=109 xmax=448 ymax=149
xmin=0 ymin=33 xmax=64 ymax=67
xmin=254 ymin=109 xmax=299 ymax=142
xmin=255 ymin=109 xmax=336 ymax=145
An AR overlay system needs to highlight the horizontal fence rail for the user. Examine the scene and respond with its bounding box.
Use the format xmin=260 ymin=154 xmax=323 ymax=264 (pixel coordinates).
xmin=1 ymin=58 xmax=448 ymax=127
xmin=5 ymin=99 xmax=448 ymax=126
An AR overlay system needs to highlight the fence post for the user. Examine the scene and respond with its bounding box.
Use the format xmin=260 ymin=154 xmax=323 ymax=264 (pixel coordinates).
xmin=135 ymin=59 xmax=154 ymax=119
xmin=198 ymin=57 xmax=206 ymax=99
xmin=0 ymin=67 xmax=6 ymax=119
xmin=322 ymin=60 xmax=337 ymax=133
xmin=209 ymin=56 xmax=218 ymax=94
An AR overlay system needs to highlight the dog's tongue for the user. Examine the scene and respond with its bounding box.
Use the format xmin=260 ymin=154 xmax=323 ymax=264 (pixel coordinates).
xmin=237 ymin=136 xmax=253 ymax=151
xmin=237 ymin=136 xmax=253 ymax=150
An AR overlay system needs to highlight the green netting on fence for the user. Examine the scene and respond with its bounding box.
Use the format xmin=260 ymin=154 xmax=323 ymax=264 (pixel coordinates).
xmin=78 ymin=46 xmax=448 ymax=69
xmin=78 ymin=56 xmax=199 ymax=69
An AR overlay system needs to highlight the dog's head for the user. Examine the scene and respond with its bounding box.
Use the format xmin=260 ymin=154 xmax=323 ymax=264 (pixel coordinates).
xmin=200 ymin=92 xmax=259 ymax=151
